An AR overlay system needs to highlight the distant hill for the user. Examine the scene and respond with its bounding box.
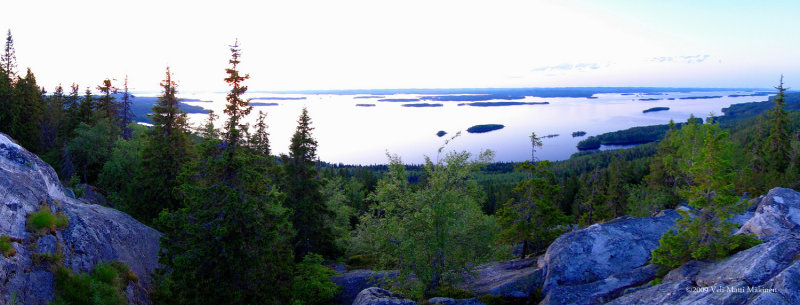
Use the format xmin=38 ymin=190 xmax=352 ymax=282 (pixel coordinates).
xmin=128 ymin=95 xmax=210 ymax=124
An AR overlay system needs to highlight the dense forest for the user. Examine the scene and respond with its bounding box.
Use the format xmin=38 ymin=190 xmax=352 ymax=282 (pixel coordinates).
xmin=1 ymin=29 xmax=799 ymax=304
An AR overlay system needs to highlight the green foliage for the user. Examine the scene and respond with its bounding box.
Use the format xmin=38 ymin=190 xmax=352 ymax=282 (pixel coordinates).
xmin=128 ymin=68 xmax=193 ymax=224
xmin=27 ymin=207 xmax=69 ymax=235
xmin=157 ymin=42 xmax=294 ymax=305
xmin=290 ymin=253 xmax=341 ymax=305
xmin=96 ymin=124 xmax=148 ymax=212
xmin=353 ymin=150 xmax=499 ymax=297
xmin=65 ymin=119 xmax=117 ymax=183
xmin=282 ymin=107 xmax=340 ymax=259
xmin=52 ymin=261 xmax=135 ymax=305
xmin=576 ymin=136 xmax=601 ymax=150
xmin=321 ymin=176 xmax=357 ymax=254
xmin=0 ymin=235 xmax=15 ymax=257
xmin=650 ymin=117 xmax=761 ymax=269
xmin=497 ymin=160 xmax=570 ymax=259
xmin=433 ymin=285 xmax=475 ymax=299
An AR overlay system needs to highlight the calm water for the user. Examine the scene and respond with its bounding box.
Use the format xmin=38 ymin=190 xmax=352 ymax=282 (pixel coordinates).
xmin=161 ymin=90 xmax=771 ymax=165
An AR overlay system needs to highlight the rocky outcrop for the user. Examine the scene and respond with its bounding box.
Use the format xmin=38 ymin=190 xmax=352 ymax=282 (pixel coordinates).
xmin=428 ymin=297 xmax=486 ymax=305
xmin=737 ymin=188 xmax=800 ymax=240
xmin=606 ymin=234 xmax=800 ymax=305
xmin=0 ymin=132 xmax=161 ymax=305
xmin=331 ymin=270 xmax=399 ymax=305
xmin=352 ymin=287 xmax=416 ymax=305
xmin=460 ymin=258 xmax=543 ymax=298
xmin=539 ymin=209 xmax=680 ymax=304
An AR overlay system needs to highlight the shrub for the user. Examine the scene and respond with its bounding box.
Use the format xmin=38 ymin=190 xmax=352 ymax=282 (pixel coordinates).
xmin=434 ymin=285 xmax=475 ymax=299
xmin=26 ymin=207 xmax=69 ymax=235
xmin=0 ymin=235 xmax=16 ymax=257
xmin=52 ymin=261 xmax=135 ymax=305
xmin=291 ymin=253 xmax=341 ymax=305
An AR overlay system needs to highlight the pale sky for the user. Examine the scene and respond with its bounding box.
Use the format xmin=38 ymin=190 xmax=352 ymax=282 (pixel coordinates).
xmin=2 ymin=0 xmax=799 ymax=93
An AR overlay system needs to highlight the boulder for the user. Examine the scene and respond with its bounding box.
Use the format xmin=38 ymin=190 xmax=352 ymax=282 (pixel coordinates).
xmin=539 ymin=210 xmax=680 ymax=304
xmin=605 ymin=233 xmax=800 ymax=305
xmin=459 ymin=258 xmax=543 ymax=298
xmin=428 ymin=297 xmax=486 ymax=305
xmin=75 ymin=184 xmax=110 ymax=207
xmin=0 ymin=132 xmax=161 ymax=305
xmin=737 ymin=188 xmax=800 ymax=240
xmin=332 ymin=269 xmax=398 ymax=305
xmin=352 ymin=287 xmax=416 ymax=305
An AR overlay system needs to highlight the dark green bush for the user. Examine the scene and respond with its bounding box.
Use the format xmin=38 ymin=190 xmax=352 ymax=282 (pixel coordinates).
xmin=52 ymin=261 xmax=135 ymax=305
xmin=26 ymin=207 xmax=69 ymax=235
xmin=291 ymin=253 xmax=341 ymax=305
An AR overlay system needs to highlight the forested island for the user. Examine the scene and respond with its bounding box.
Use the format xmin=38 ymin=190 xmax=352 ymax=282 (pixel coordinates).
xmin=2 ymin=29 xmax=800 ymax=305
xmin=402 ymin=103 xmax=443 ymax=107
xmin=642 ymin=106 xmax=669 ymax=113
xmin=251 ymin=96 xmax=307 ymax=100
xmin=249 ymin=102 xmax=279 ymax=106
xmin=466 ymin=124 xmax=505 ymax=133
xmin=459 ymin=101 xmax=549 ymax=107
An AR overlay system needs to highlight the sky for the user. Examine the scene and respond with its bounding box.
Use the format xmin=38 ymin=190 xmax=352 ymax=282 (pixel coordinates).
xmin=2 ymin=0 xmax=799 ymax=93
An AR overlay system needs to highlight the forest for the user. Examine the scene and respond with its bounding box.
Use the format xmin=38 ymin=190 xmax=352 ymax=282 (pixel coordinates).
xmin=1 ymin=29 xmax=799 ymax=304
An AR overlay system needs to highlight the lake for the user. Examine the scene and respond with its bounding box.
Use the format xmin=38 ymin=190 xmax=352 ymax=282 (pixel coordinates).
xmin=146 ymin=89 xmax=773 ymax=165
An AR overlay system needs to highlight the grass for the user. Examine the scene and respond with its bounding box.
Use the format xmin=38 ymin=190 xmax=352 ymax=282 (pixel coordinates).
xmin=52 ymin=261 xmax=137 ymax=305
xmin=27 ymin=207 xmax=69 ymax=235
xmin=1 ymin=235 xmax=16 ymax=257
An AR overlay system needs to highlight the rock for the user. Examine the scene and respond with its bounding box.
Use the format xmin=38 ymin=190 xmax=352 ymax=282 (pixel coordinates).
xmin=352 ymin=287 xmax=416 ymax=305
xmin=737 ymin=188 xmax=800 ymax=240
xmin=539 ymin=210 xmax=680 ymax=304
xmin=606 ymin=233 xmax=800 ymax=304
xmin=75 ymin=184 xmax=110 ymax=207
xmin=0 ymin=132 xmax=160 ymax=305
xmin=541 ymin=264 xmax=657 ymax=305
xmin=460 ymin=258 xmax=543 ymax=298
xmin=428 ymin=297 xmax=486 ymax=305
xmin=331 ymin=270 xmax=398 ymax=305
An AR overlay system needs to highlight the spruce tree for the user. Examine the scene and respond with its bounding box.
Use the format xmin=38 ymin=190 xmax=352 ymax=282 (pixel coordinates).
xmin=118 ymin=75 xmax=135 ymax=140
xmin=157 ymin=42 xmax=293 ymax=305
xmin=763 ymin=76 xmax=791 ymax=176
xmin=1 ymin=30 xmax=16 ymax=81
xmin=96 ymin=78 xmax=118 ymax=123
xmin=131 ymin=67 xmax=192 ymax=223
xmin=282 ymin=107 xmax=339 ymax=260
xmin=11 ymin=69 xmax=44 ymax=152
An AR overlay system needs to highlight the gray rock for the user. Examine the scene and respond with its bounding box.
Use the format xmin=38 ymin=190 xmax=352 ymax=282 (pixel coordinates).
xmin=331 ymin=270 xmax=398 ymax=305
xmin=540 ymin=210 xmax=680 ymax=298
xmin=460 ymin=258 xmax=543 ymax=297
xmin=605 ymin=233 xmax=800 ymax=304
xmin=542 ymin=264 xmax=657 ymax=305
xmin=0 ymin=132 xmax=161 ymax=305
xmin=353 ymin=287 xmax=416 ymax=305
xmin=76 ymin=184 xmax=110 ymax=207
xmin=427 ymin=297 xmax=486 ymax=305
xmin=737 ymin=188 xmax=800 ymax=240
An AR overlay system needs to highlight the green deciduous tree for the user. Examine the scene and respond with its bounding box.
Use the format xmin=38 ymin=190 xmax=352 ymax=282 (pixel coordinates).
xmin=353 ymin=150 xmax=499 ymax=298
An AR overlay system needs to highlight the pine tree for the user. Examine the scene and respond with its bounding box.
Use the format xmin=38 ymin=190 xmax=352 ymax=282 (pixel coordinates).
xmin=96 ymin=78 xmax=118 ymax=122
xmin=11 ymin=69 xmax=44 ymax=152
xmin=76 ymin=87 xmax=95 ymax=126
xmin=131 ymin=67 xmax=193 ymax=223
xmin=0 ymin=61 xmax=14 ymax=133
xmin=282 ymin=107 xmax=339 ymax=260
xmin=222 ymin=39 xmax=252 ymax=160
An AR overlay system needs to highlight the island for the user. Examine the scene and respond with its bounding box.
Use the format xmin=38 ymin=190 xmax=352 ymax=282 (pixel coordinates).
xmin=355 ymin=103 xmax=376 ymax=107
xmin=467 ymin=124 xmax=505 ymax=134
xmin=643 ymin=106 xmax=670 ymax=113
xmin=462 ymin=101 xmax=549 ymax=107
xmin=131 ymin=96 xmax=209 ymax=124
xmin=419 ymin=94 xmax=526 ymax=102
xmin=436 ymin=131 xmax=447 ymax=137
xmin=402 ymin=103 xmax=443 ymax=107
xmin=679 ymin=95 xmax=723 ymax=100
xmin=544 ymin=134 xmax=559 ymax=138
xmin=572 ymin=131 xmax=587 ymax=137
xmin=251 ymin=97 xmax=307 ymax=100
xmin=250 ymin=102 xmax=279 ymax=106
xmin=353 ymin=95 xmax=386 ymax=99
xmin=638 ymin=98 xmax=661 ymax=101
xmin=378 ymin=98 xmax=421 ymax=102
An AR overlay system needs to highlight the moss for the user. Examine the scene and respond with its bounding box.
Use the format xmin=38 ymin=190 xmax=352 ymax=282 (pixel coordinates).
xmin=26 ymin=207 xmax=69 ymax=235
xmin=649 ymin=277 xmax=663 ymax=286
xmin=434 ymin=285 xmax=475 ymax=299
xmin=0 ymin=235 xmax=16 ymax=257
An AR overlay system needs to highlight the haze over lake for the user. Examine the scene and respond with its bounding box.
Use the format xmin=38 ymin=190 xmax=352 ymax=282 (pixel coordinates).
xmin=136 ymin=88 xmax=773 ymax=165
